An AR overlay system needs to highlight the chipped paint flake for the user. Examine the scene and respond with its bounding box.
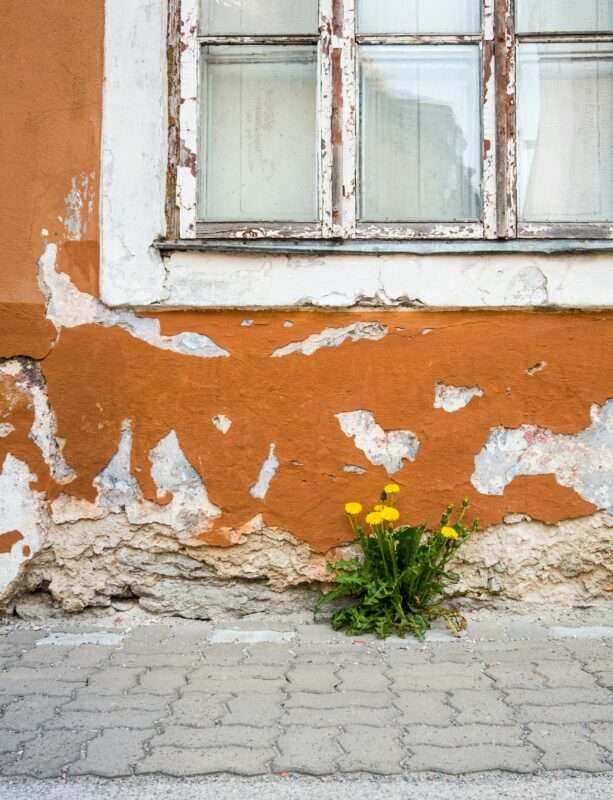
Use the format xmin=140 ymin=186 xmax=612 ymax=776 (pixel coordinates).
xmin=343 ymin=464 xmax=367 ymax=475
xmin=434 ymin=381 xmax=484 ymax=413
xmin=0 ymin=423 xmax=15 ymax=438
xmin=526 ymin=361 xmax=547 ymax=376
xmin=271 ymin=321 xmax=388 ymax=358
xmin=250 ymin=444 xmax=279 ymax=500
xmin=212 ymin=415 xmax=232 ymax=434
xmin=471 ymin=400 xmax=613 ymax=510
xmin=336 ymin=410 xmax=420 ymax=476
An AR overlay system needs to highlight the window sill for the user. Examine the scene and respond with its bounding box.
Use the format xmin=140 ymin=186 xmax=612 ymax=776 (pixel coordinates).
xmin=155 ymin=238 xmax=613 ymax=257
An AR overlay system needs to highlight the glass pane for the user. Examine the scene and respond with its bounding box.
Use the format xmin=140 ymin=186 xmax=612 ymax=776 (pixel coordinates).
xmin=517 ymin=43 xmax=613 ymax=222
xmin=200 ymin=45 xmax=318 ymax=222
xmin=200 ymin=0 xmax=318 ymax=35
xmin=517 ymin=0 xmax=613 ymax=34
xmin=359 ymin=45 xmax=481 ymax=223
xmin=358 ymin=0 xmax=480 ymax=34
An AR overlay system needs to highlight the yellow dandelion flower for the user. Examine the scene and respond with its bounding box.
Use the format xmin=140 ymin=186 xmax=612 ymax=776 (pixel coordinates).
xmin=384 ymin=483 xmax=400 ymax=494
xmin=373 ymin=504 xmax=384 ymax=512
xmin=345 ymin=502 xmax=362 ymax=516
xmin=365 ymin=511 xmax=384 ymax=526
xmin=441 ymin=526 xmax=459 ymax=539
xmin=381 ymin=507 xmax=400 ymax=523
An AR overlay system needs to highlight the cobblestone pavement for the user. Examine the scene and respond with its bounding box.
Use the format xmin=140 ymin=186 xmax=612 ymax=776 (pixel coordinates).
xmin=0 ymin=608 xmax=612 ymax=784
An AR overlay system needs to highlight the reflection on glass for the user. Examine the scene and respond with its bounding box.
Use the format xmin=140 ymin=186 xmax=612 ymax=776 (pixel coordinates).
xmin=200 ymin=0 xmax=318 ymax=35
xmin=359 ymin=46 xmax=480 ymax=223
xmin=200 ymin=45 xmax=318 ymax=222
xmin=358 ymin=0 xmax=480 ymax=34
xmin=517 ymin=43 xmax=613 ymax=222
xmin=516 ymin=0 xmax=613 ymax=34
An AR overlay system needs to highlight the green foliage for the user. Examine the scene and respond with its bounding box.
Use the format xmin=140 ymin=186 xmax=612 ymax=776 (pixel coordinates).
xmin=315 ymin=496 xmax=480 ymax=640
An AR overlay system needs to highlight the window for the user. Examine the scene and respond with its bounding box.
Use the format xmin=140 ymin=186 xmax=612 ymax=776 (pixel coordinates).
xmin=170 ymin=0 xmax=613 ymax=241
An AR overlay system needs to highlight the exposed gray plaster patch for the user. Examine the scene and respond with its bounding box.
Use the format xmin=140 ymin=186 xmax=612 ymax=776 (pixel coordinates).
xmin=343 ymin=464 xmax=368 ymax=475
xmin=526 ymin=361 xmax=548 ymax=376
xmin=250 ymin=444 xmax=279 ymax=500
xmin=336 ymin=411 xmax=420 ymax=476
xmin=212 ymin=415 xmax=232 ymax=434
xmin=0 ymin=423 xmax=15 ymax=437
xmin=38 ymin=242 xmax=229 ymax=359
xmin=64 ymin=173 xmax=94 ymax=240
xmin=241 ymin=320 xmax=253 ymax=327
xmin=434 ymin=381 xmax=484 ymax=413
xmin=283 ymin=320 xmax=294 ymax=328
xmin=471 ymin=400 xmax=613 ymax=511
xmin=271 ymin=322 xmax=388 ymax=358
xmin=504 ymin=266 xmax=549 ymax=305
xmin=421 ymin=328 xmax=433 ymax=335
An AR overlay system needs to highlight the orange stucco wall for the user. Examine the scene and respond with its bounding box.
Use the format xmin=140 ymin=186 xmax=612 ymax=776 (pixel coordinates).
xmin=0 ymin=1 xmax=611 ymax=563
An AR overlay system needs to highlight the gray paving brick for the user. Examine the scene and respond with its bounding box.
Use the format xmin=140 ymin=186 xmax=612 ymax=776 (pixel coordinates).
xmin=136 ymin=745 xmax=271 ymax=776
xmin=389 ymin=663 xmax=491 ymax=691
xmin=199 ymin=644 xmax=249 ymax=665
xmin=403 ymin=724 xmax=525 ymax=747
xmin=285 ymin=691 xmax=391 ymax=709
xmin=338 ymin=725 xmax=404 ymax=774
xmin=86 ymin=667 xmax=144 ymax=693
xmin=293 ymin=644 xmax=380 ymax=665
xmin=221 ymin=693 xmax=284 ymax=726
xmin=17 ymin=647 xmax=70 ymax=667
xmin=286 ymin=665 xmax=338 ymax=692
xmin=428 ymin=645 xmax=479 ymax=664
xmin=484 ymin=664 xmax=546 ymax=688
xmin=534 ymin=661 xmax=598 ymax=688
xmin=296 ymin=623 xmax=344 ymax=643
xmin=448 ymin=689 xmax=514 ymax=724
xmin=594 ymin=671 xmax=613 ymax=688
xmin=154 ymin=725 xmax=277 ymax=749
xmin=274 ymin=726 xmax=341 ymax=774
xmin=505 ymin=621 xmax=549 ymax=640
xmin=64 ymin=645 xmax=115 ymax=668
xmin=0 ymin=680 xmax=77 ymax=698
xmin=1 ymin=666 xmax=88 ymax=683
xmin=244 ymin=644 xmax=296 ymax=665
xmin=466 ymin=620 xmax=506 ymax=641
xmin=3 ymin=729 xmax=98 ymax=777
xmin=69 ymin=727 xmax=150 ymax=776
xmin=590 ymin=723 xmax=613 ymax=754
xmin=168 ymin=692 xmax=231 ymax=726
xmin=123 ymin=625 xmax=173 ymax=647
xmin=109 ymin=653 xmax=198 ymax=668
xmin=406 ymin=744 xmax=540 ymax=774
xmin=0 ymin=696 xmax=69 ymax=730
xmin=186 ymin=677 xmax=287 ymax=693
xmin=281 ymin=706 xmax=396 ymax=728
xmin=476 ymin=642 xmax=572 ymax=664
xmin=337 ymin=666 xmax=389 ymax=692
xmin=517 ymin=703 xmax=613 ymax=724
xmin=133 ymin=667 xmax=188 ymax=694
xmin=43 ymin=708 xmax=166 ymax=730
xmin=383 ymin=647 xmax=432 ymax=666
xmin=66 ymin=691 xmax=172 ymax=712
xmin=394 ymin=691 xmax=453 ymax=725
xmin=0 ymin=729 xmax=38 ymax=754
xmin=528 ymin=723 xmax=612 ymax=772
xmin=504 ymin=687 xmax=611 ymax=706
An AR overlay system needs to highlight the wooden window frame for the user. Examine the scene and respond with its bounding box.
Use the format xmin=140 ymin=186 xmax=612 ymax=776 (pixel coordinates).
xmin=167 ymin=0 xmax=613 ymax=243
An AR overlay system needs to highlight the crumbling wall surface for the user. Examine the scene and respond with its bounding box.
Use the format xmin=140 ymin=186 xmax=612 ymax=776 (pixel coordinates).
xmin=1 ymin=0 xmax=612 ymax=617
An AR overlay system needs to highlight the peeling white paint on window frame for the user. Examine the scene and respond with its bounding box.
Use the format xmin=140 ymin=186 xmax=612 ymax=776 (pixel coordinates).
xmin=100 ymin=0 xmax=613 ymax=310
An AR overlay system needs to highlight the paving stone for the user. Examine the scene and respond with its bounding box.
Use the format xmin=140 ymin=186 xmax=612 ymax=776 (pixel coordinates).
xmin=383 ymin=647 xmax=432 ymax=666
xmin=517 ymin=703 xmax=613 ymax=724
xmin=66 ymin=692 xmax=172 ymax=712
xmin=109 ymin=653 xmax=198 ymax=668
xmin=466 ymin=621 xmax=507 ymax=641
xmin=64 ymin=646 xmax=115 ymax=668
xmin=123 ymin=625 xmax=173 ymax=647
xmin=406 ymin=744 xmax=540 ymax=774
xmin=0 ymin=680 xmax=76 ymax=698
xmin=0 ymin=696 xmax=69 ymax=729
xmin=199 ymin=644 xmax=249 ymax=665
xmin=296 ymin=623 xmax=345 ymax=643
xmin=337 ymin=666 xmax=389 ymax=692
xmin=286 ymin=665 xmax=338 ymax=692
xmin=428 ymin=645 xmax=479 ymax=664
xmin=274 ymin=726 xmax=341 ymax=774
xmin=186 ymin=677 xmax=287 ymax=694
xmin=3 ymin=729 xmax=98 ymax=777
xmin=244 ymin=644 xmax=296 ymax=665
xmin=69 ymin=727 xmax=150 ymax=776
xmin=168 ymin=692 xmax=231 ymax=726
xmin=136 ymin=745 xmax=272 ymax=776
xmin=594 ymin=671 xmax=613 ymax=688
xmin=282 ymin=706 xmax=396 ymax=728
xmin=0 ymin=729 xmax=38 ymax=754
xmin=43 ymin=708 xmax=166 ymax=730
xmin=476 ymin=642 xmax=572 ymax=664
xmin=285 ymin=691 xmax=392 ymax=709
xmin=389 ymin=663 xmax=492 ymax=691
xmin=293 ymin=645 xmax=381 ymax=666
xmin=5 ymin=630 xmax=46 ymax=645
xmin=86 ymin=667 xmax=144 ymax=693
xmin=483 ymin=664 xmax=546 ymax=689
xmin=154 ymin=725 xmax=277 ymax=749
xmin=221 ymin=693 xmax=284 ymax=726
xmin=403 ymin=724 xmax=525 ymax=748
xmin=534 ymin=661 xmax=598 ymax=688
xmin=590 ymin=723 xmax=613 ymax=754
xmin=505 ymin=621 xmax=549 ymax=640
xmin=1 ymin=666 xmax=89 ymax=683
xmin=394 ymin=691 xmax=454 ymax=725
xmin=191 ymin=664 xmax=282 ymax=680
xmin=527 ymin=723 xmax=612 ymax=772
xmin=338 ymin=725 xmax=404 ymax=774
xmin=17 ymin=647 xmax=70 ymax=667
xmin=448 ymin=689 xmax=515 ymax=724
xmin=504 ymin=687 xmax=611 ymax=706
xmin=132 ymin=668 xmax=188 ymax=694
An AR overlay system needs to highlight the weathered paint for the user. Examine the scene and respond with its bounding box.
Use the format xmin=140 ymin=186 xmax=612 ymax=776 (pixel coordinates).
xmin=0 ymin=0 xmax=612 ymax=614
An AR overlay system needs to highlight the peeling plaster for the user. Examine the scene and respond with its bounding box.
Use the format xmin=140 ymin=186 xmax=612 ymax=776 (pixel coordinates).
xmin=343 ymin=464 xmax=367 ymax=475
xmin=212 ymin=414 xmax=232 ymax=434
xmin=526 ymin=361 xmax=547 ymax=376
xmin=336 ymin=410 xmax=420 ymax=476
xmin=271 ymin=321 xmax=388 ymax=357
xmin=38 ymin=242 xmax=229 ymax=358
xmin=472 ymin=400 xmax=613 ymax=511
xmin=0 ymin=423 xmax=15 ymax=438
xmin=250 ymin=444 xmax=279 ymax=500
xmin=64 ymin=173 xmax=94 ymax=240
xmin=434 ymin=381 xmax=484 ymax=413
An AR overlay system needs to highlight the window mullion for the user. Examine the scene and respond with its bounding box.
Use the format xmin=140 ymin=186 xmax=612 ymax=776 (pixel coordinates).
xmin=320 ymin=0 xmax=334 ymax=237
xmin=482 ymin=0 xmax=497 ymax=239
xmin=495 ymin=0 xmax=517 ymax=238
